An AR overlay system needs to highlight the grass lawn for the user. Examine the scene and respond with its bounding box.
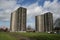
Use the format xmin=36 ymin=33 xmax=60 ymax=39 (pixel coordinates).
xmin=9 ymin=32 xmax=60 ymax=40
xmin=0 ymin=32 xmax=60 ymax=40
xmin=0 ymin=32 xmax=17 ymax=40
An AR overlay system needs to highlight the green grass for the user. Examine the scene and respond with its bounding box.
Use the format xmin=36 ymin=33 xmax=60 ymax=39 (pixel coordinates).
xmin=10 ymin=32 xmax=60 ymax=40
xmin=0 ymin=32 xmax=60 ymax=40
xmin=0 ymin=32 xmax=17 ymax=40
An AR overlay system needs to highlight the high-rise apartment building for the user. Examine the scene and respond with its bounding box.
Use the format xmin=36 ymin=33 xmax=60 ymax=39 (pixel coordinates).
xmin=10 ymin=7 xmax=27 ymax=32
xmin=35 ymin=12 xmax=53 ymax=32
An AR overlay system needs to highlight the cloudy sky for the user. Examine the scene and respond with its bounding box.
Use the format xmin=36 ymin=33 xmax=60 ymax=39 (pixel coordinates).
xmin=0 ymin=0 xmax=60 ymax=28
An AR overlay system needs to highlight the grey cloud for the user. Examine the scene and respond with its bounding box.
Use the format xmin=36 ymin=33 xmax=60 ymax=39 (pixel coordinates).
xmin=24 ymin=0 xmax=60 ymax=27
xmin=0 ymin=0 xmax=21 ymax=22
xmin=0 ymin=0 xmax=60 ymax=27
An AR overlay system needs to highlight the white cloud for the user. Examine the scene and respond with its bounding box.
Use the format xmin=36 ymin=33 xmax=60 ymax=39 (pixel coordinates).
xmin=0 ymin=0 xmax=20 ymax=22
xmin=43 ymin=0 xmax=60 ymax=21
xmin=25 ymin=0 xmax=60 ymax=28
xmin=0 ymin=0 xmax=60 ymax=28
xmin=26 ymin=2 xmax=43 ymax=21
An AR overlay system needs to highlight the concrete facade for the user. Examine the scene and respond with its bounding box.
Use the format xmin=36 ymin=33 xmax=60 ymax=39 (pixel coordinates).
xmin=35 ymin=12 xmax=53 ymax=32
xmin=44 ymin=12 xmax=53 ymax=32
xmin=10 ymin=7 xmax=27 ymax=32
xmin=35 ymin=15 xmax=44 ymax=32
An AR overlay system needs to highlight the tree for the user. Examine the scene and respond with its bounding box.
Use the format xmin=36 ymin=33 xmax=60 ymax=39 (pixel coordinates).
xmin=54 ymin=18 xmax=60 ymax=33
xmin=54 ymin=18 xmax=60 ymax=28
